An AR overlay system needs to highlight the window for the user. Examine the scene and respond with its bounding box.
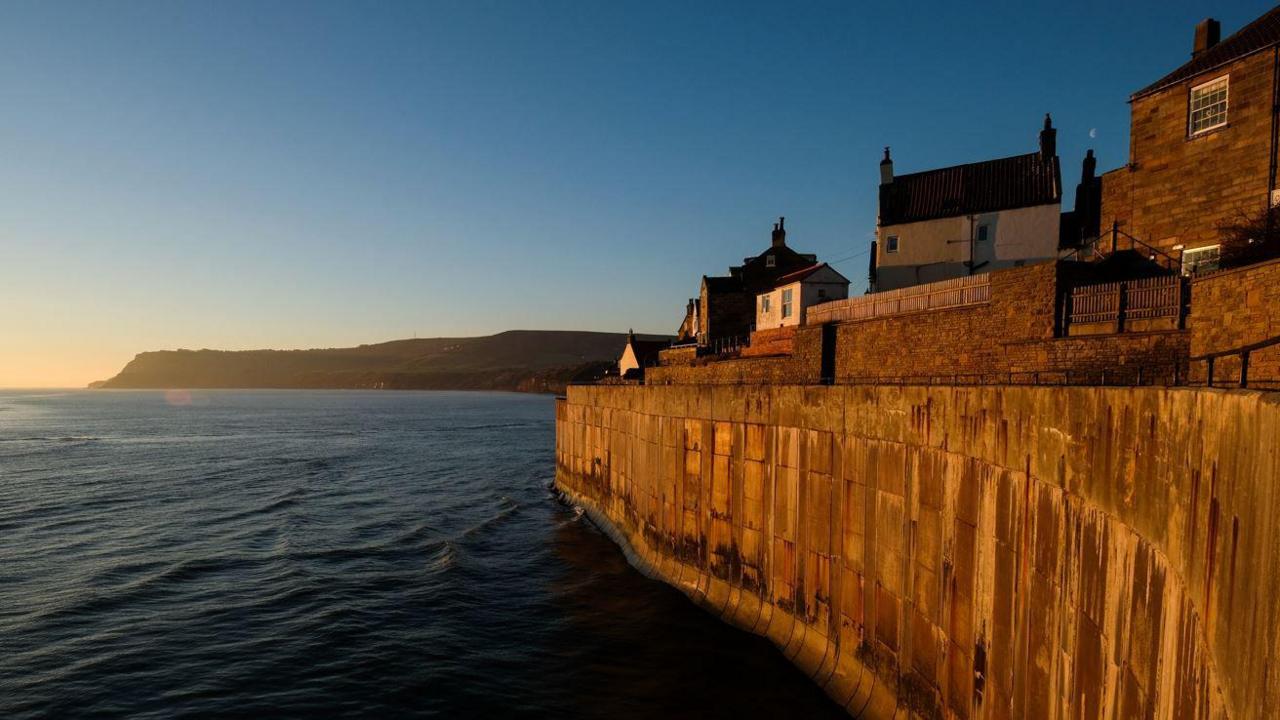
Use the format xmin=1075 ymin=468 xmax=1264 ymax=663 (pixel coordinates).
xmin=1189 ymin=76 xmax=1228 ymax=136
xmin=817 ymin=288 xmax=827 ymax=300
xmin=761 ymin=295 xmax=772 ymax=314
xmin=781 ymin=288 xmax=793 ymax=319
xmin=765 ymin=255 xmax=776 ymax=268
xmin=976 ymin=224 xmax=990 ymax=242
xmin=1181 ymin=244 xmax=1221 ymax=276
xmin=886 ymin=235 xmax=899 ymax=253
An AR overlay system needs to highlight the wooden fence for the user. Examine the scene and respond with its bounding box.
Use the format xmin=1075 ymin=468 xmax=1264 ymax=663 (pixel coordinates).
xmin=806 ymin=274 xmax=991 ymax=325
xmin=1068 ymin=275 xmax=1185 ymax=328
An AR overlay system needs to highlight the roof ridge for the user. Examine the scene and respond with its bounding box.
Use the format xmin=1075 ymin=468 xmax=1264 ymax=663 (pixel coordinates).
xmin=891 ymin=150 xmax=1045 ymax=181
xmin=1133 ymin=6 xmax=1280 ymax=99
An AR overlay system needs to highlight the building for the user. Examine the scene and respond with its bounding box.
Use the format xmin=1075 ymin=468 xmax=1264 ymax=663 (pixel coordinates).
xmin=617 ymin=330 xmax=669 ymax=379
xmin=693 ymin=218 xmax=817 ymax=346
xmin=872 ymin=116 xmax=1064 ymax=291
xmin=1100 ymin=9 xmax=1280 ymax=274
xmin=675 ymin=298 xmax=699 ymax=344
xmin=755 ymin=262 xmax=850 ymax=330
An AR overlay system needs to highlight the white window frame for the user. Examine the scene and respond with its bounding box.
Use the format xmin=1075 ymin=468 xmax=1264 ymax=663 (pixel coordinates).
xmin=761 ymin=294 xmax=772 ymax=314
xmin=1181 ymin=244 xmax=1221 ymax=276
xmin=1189 ymin=75 xmax=1229 ymax=137
xmin=765 ymin=255 xmax=776 ymax=268
xmin=781 ymin=288 xmax=793 ymax=319
xmin=885 ymin=235 xmax=899 ymax=253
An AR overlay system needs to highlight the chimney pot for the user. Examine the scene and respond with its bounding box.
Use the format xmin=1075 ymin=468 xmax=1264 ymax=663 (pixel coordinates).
xmin=879 ymin=146 xmax=894 ymax=185
xmin=1194 ymin=18 xmax=1221 ymax=56
xmin=771 ymin=218 xmax=787 ymax=248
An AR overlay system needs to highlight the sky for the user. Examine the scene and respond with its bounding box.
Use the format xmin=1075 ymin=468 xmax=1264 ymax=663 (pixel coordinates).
xmin=1 ymin=0 xmax=1273 ymax=387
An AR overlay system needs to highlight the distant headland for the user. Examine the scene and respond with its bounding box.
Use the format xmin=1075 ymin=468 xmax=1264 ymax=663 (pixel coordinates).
xmin=91 ymin=330 xmax=669 ymax=394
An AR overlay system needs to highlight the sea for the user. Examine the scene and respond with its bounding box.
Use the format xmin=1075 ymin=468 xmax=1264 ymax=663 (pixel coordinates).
xmin=0 ymin=390 xmax=845 ymax=719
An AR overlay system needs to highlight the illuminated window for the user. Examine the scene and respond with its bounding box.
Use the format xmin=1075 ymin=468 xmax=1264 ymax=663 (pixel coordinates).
xmin=781 ymin=289 xmax=793 ymax=318
xmin=1181 ymin=245 xmax=1221 ymax=276
xmin=1189 ymin=76 xmax=1228 ymax=136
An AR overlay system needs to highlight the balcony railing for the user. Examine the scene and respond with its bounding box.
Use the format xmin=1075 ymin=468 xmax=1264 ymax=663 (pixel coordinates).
xmin=807 ymin=274 xmax=991 ymax=325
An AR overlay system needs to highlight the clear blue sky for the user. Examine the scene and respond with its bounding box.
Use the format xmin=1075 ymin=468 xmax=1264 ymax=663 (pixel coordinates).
xmin=1 ymin=0 xmax=1272 ymax=386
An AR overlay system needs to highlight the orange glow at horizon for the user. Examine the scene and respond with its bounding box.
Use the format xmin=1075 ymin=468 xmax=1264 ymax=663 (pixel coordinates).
xmin=0 ymin=349 xmax=126 ymax=389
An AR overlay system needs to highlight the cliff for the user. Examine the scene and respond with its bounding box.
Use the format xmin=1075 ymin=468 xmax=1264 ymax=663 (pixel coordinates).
xmin=93 ymin=330 xmax=669 ymax=393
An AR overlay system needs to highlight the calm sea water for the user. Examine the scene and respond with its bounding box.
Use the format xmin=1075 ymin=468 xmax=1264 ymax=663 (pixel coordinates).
xmin=0 ymin=390 xmax=843 ymax=719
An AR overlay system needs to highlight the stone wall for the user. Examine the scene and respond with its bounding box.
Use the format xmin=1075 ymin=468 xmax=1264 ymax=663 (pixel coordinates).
xmin=651 ymin=262 xmax=1189 ymax=386
xmin=648 ymin=354 xmax=813 ymax=386
xmin=1101 ymin=50 xmax=1279 ymax=255
xmin=1189 ymin=257 xmax=1280 ymax=386
xmin=557 ymin=383 xmax=1280 ymax=719
xmin=742 ymin=326 xmax=798 ymax=358
xmin=823 ymin=252 xmax=1064 ymax=378
xmin=658 ymin=345 xmax=698 ymax=366
xmin=702 ymin=285 xmax=755 ymax=344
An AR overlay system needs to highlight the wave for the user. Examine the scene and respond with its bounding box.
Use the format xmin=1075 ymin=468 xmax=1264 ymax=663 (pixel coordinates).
xmin=0 ymin=436 xmax=101 ymax=443
xmin=455 ymin=496 xmax=522 ymax=539
xmin=12 ymin=554 xmax=269 ymax=631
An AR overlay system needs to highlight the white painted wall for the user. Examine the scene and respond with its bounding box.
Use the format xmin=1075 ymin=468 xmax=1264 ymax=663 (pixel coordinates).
xmin=618 ymin=344 xmax=640 ymax=376
xmin=756 ymin=267 xmax=850 ymax=330
xmin=876 ymin=203 xmax=1060 ymax=291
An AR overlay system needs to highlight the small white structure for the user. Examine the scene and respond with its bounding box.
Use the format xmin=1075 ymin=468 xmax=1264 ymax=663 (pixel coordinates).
xmin=617 ymin=331 xmax=669 ymax=378
xmin=873 ymin=116 xmax=1063 ymax=292
xmin=755 ymin=263 xmax=850 ymax=330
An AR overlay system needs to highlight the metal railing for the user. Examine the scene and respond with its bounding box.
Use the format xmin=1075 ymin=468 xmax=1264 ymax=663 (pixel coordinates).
xmin=1061 ymin=221 xmax=1184 ymax=274
xmin=1193 ymin=334 xmax=1280 ymax=389
xmin=701 ymin=334 xmax=749 ymax=357
xmin=602 ymin=362 xmax=1280 ymax=389
xmin=807 ymin=274 xmax=991 ymax=325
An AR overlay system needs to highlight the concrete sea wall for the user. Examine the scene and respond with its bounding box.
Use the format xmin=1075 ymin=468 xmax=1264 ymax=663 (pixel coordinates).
xmin=554 ymin=383 xmax=1280 ymax=719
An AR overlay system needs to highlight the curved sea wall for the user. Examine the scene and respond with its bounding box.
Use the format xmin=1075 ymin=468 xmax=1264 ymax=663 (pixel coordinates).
xmin=554 ymin=384 xmax=1280 ymax=719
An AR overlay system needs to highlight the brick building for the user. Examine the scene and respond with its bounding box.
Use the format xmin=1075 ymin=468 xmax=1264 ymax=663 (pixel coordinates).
xmin=686 ymin=217 xmax=818 ymax=346
xmin=1100 ymin=9 xmax=1280 ymax=274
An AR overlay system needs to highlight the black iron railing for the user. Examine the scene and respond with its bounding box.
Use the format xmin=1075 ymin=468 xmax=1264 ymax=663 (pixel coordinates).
xmin=1062 ymin=222 xmax=1184 ymax=275
xmin=1192 ymin=334 xmax=1280 ymax=389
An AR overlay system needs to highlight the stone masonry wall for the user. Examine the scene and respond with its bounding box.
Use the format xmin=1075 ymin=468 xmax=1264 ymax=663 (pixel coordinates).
xmin=652 ymin=262 xmax=1189 ymax=386
xmin=742 ymin=326 xmax=797 ymax=358
xmin=1101 ymin=50 xmax=1280 ymax=255
xmin=557 ymin=383 xmax=1280 ymax=719
xmin=1189 ymin=256 xmax=1280 ymax=386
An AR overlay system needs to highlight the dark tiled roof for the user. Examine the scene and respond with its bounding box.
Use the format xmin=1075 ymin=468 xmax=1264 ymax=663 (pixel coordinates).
xmin=879 ymin=152 xmax=1061 ymax=226
xmin=1134 ymin=7 xmax=1280 ymax=98
xmin=771 ymin=262 xmax=849 ymax=287
xmin=702 ymin=275 xmax=742 ymax=293
xmin=628 ymin=339 xmax=669 ymax=364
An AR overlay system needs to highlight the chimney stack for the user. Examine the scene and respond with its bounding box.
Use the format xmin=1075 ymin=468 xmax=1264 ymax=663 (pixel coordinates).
xmin=1039 ymin=114 xmax=1057 ymax=160
xmin=771 ymin=216 xmax=787 ymax=248
xmin=1193 ymin=18 xmax=1221 ymax=57
xmin=1073 ymin=149 xmax=1102 ymax=241
xmin=879 ymin=146 xmax=894 ymax=185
